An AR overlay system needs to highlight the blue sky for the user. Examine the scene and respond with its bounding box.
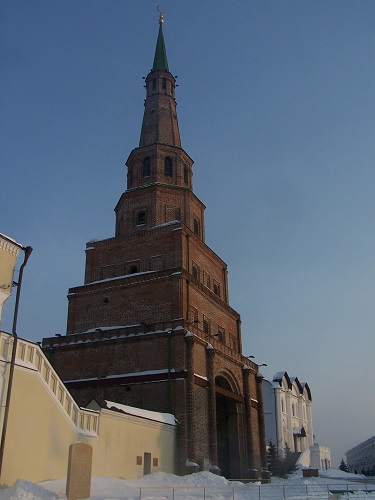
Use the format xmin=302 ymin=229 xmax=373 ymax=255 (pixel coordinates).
xmin=2 ymin=1 xmax=375 ymax=467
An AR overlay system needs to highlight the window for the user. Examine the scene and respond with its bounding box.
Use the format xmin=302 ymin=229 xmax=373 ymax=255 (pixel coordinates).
xmin=193 ymin=218 xmax=200 ymax=236
xmin=162 ymin=77 xmax=166 ymax=90
xmin=203 ymin=315 xmax=210 ymax=335
xmin=190 ymin=306 xmax=198 ymax=324
xmin=128 ymin=168 xmax=133 ymax=188
xmin=184 ymin=165 xmax=189 ymax=185
xmin=292 ymin=403 xmax=295 ymax=416
xmin=213 ymin=280 xmax=220 ymax=297
xmin=192 ymin=264 xmax=199 ymax=280
xmin=137 ymin=211 xmax=146 ymax=225
xmin=152 ymin=78 xmax=156 ymax=91
xmin=229 ymin=333 xmax=237 ymax=350
xmin=164 ymin=157 xmax=173 ymax=177
xmin=217 ymin=327 xmax=225 ymax=343
xmin=281 ymin=398 xmax=285 ymax=413
xmin=126 ymin=260 xmax=140 ymax=274
xmin=203 ymin=270 xmax=211 ymax=289
xmin=143 ymin=157 xmax=150 ymax=178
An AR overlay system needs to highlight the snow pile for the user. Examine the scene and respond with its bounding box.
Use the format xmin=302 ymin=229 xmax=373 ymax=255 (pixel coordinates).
xmin=127 ymin=470 xmax=244 ymax=487
xmin=0 ymin=479 xmax=58 ymax=499
xmin=2 ymin=469 xmax=375 ymax=500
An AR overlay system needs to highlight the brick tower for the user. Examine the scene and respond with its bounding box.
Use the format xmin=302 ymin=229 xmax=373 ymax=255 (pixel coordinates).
xmin=43 ymin=14 xmax=267 ymax=479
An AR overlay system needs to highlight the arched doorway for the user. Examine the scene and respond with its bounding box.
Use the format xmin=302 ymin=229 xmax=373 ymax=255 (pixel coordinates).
xmin=215 ymin=375 xmax=241 ymax=478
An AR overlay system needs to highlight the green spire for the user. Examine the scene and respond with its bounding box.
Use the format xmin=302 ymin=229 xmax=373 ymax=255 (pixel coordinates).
xmin=152 ymin=20 xmax=169 ymax=72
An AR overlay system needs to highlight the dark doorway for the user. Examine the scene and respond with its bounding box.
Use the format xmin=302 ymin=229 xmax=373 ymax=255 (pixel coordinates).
xmin=215 ymin=376 xmax=240 ymax=479
xmin=143 ymin=452 xmax=151 ymax=475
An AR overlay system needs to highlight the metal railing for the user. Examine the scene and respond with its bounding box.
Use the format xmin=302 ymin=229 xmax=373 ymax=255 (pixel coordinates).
xmin=137 ymin=482 xmax=375 ymax=500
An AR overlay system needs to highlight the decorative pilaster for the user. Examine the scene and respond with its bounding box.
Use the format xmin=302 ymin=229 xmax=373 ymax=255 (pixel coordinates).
xmin=206 ymin=344 xmax=218 ymax=466
xmin=185 ymin=332 xmax=196 ymax=462
xmin=256 ymin=372 xmax=268 ymax=470
xmin=242 ymin=365 xmax=256 ymax=474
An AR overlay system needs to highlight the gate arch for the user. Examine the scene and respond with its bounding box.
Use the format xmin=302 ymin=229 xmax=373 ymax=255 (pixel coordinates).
xmin=215 ymin=373 xmax=241 ymax=478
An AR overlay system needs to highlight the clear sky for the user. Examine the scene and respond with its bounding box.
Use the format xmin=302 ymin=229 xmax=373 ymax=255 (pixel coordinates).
xmin=2 ymin=1 xmax=375 ymax=467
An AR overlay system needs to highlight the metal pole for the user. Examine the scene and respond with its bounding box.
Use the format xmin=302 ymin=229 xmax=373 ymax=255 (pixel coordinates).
xmin=0 ymin=246 xmax=32 ymax=479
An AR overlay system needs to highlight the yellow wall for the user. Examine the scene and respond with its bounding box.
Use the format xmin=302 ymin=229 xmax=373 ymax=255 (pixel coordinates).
xmin=2 ymin=366 xmax=80 ymax=484
xmin=90 ymin=409 xmax=176 ymax=479
xmin=0 ymin=333 xmax=176 ymax=486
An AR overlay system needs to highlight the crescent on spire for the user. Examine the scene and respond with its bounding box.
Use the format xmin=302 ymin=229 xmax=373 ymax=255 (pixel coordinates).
xmin=157 ymin=5 xmax=165 ymax=24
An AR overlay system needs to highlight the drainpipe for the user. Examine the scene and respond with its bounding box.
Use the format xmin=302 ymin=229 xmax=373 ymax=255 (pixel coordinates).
xmin=167 ymin=328 xmax=172 ymax=413
xmin=0 ymin=246 xmax=32 ymax=480
xmin=185 ymin=234 xmax=190 ymax=320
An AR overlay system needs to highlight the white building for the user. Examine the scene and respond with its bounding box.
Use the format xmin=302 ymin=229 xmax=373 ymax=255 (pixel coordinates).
xmin=346 ymin=436 xmax=375 ymax=473
xmin=263 ymin=371 xmax=331 ymax=469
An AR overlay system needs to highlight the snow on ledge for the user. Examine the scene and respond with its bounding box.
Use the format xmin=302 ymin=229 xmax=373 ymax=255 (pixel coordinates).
xmin=105 ymin=400 xmax=176 ymax=426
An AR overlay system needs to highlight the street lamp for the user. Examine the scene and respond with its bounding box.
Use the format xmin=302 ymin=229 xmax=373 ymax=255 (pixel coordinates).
xmin=0 ymin=245 xmax=32 ymax=479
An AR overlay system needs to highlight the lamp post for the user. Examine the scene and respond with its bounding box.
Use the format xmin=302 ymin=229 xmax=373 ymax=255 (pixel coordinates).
xmin=0 ymin=246 xmax=32 ymax=479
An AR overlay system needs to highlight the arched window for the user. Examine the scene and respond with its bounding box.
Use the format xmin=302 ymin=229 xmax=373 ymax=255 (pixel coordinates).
xmin=143 ymin=157 xmax=150 ymax=178
xmin=292 ymin=403 xmax=295 ymax=416
xmin=128 ymin=168 xmax=133 ymax=188
xmin=164 ymin=157 xmax=173 ymax=177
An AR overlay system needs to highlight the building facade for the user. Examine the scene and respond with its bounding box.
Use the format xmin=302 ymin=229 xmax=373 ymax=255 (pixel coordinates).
xmin=263 ymin=371 xmax=331 ymax=469
xmin=263 ymin=371 xmax=313 ymax=455
xmin=346 ymin=436 xmax=375 ymax=474
xmin=42 ymin=16 xmax=266 ymax=479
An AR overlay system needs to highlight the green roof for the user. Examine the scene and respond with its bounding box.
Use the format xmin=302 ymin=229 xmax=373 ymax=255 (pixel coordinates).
xmin=152 ymin=23 xmax=169 ymax=72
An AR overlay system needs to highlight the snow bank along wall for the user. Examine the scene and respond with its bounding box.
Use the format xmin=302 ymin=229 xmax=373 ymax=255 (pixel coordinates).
xmin=0 ymin=331 xmax=176 ymax=486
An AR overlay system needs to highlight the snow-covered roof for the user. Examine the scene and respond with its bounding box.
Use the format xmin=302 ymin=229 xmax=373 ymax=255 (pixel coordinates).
xmin=103 ymin=400 xmax=176 ymax=426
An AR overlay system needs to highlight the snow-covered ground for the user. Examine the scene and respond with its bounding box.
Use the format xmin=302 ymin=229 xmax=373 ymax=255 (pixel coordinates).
xmin=1 ymin=468 xmax=375 ymax=499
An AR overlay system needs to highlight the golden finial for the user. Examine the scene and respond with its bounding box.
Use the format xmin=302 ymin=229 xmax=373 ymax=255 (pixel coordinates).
xmin=157 ymin=5 xmax=164 ymax=24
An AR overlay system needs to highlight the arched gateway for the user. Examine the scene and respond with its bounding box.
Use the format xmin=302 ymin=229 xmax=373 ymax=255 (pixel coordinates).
xmin=215 ymin=375 xmax=241 ymax=478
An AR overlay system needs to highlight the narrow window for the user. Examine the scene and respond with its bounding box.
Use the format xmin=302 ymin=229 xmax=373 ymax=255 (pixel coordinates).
xmin=128 ymin=168 xmax=133 ymax=188
xmin=184 ymin=165 xmax=189 ymax=185
xmin=193 ymin=218 xmax=200 ymax=236
xmin=143 ymin=157 xmax=150 ymax=178
xmin=162 ymin=77 xmax=166 ymax=90
xmin=213 ymin=280 xmax=220 ymax=297
xmin=152 ymin=78 xmax=156 ymax=91
xmin=203 ymin=315 xmax=210 ymax=335
xmin=203 ymin=270 xmax=211 ymax=288
xmin=137 ymin=211 xmax=146 ymax=226
xmin=164 ymin=157 xmax=173 ymax=177
xmin=217 ymin=327 xmax=225 ymax=343
xmin=190 ymin=307 xmax=198 ymax=325
xmin=192 ymin=264 xmax=199 ymax=280
xmin=292 ymin=403 xmax=295 ymax=416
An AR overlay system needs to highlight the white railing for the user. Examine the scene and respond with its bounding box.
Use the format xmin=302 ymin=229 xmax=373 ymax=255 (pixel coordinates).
xmin=0 ymin=331 xmax=99 ymax=436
